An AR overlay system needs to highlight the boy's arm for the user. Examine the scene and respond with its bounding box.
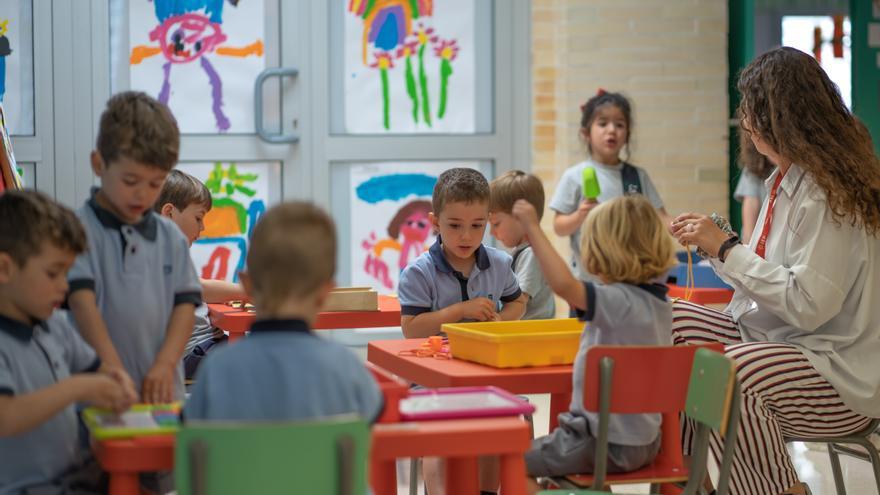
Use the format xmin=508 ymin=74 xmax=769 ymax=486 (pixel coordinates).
xmin=144 ymin=302 xmax=194 ymax=404
xmin=0 ymin=373 xmax=134 ymax=437
xmin=514 ymin=201 xmax=587 ymax=312
xmin=401 ymin=306 xmax=462 ymax=339
xmin=67 ymin=291 xmax=124 ymax=370
xmin=498 ymin=293 xmax=526 ymax=321
xmin=199 ymin=278 xmax=247 ymax=304
xmin=553 ymin=202 xmax=598 ymax=237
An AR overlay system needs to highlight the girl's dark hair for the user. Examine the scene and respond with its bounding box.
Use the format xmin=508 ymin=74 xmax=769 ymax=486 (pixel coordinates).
xmin=736 ymin=121 xmax=774 ymax=180
xmin=579 ymin=91 xmax=633 ymax=160
xmin=387 ymin=200 xmax=431 ymax=238
xmin=738 ymin=47 xmax=880 ymax=234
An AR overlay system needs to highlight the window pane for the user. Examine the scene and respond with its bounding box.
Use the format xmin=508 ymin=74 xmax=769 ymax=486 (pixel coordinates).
xmin=781 ymin=16 xmax=851 ymax=108
xmin=2 ymin=0 xmax=35 ymax=136
xmin=331 ymin=160 xmax=493 ymax=293
xmin=110 ymin=0 xmax=273 ymax=135
xmin=177 ymin=161 xmax=281 ymax=282
xmin=332 ymin=0 xmax=493 ymax=135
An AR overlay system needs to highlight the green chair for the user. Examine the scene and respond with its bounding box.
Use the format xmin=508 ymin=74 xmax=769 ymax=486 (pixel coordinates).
xmin=541 ymin=346 xmax=741 ymax=495
xmin=175 ymin=415 xmax=369 ymax=495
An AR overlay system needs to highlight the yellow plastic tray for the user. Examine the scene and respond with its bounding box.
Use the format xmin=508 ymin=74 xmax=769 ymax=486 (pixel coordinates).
xmin=443 ymin=318 xmax=584 ymax=368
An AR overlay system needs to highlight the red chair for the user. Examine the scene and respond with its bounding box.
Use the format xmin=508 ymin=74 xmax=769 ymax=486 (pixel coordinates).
xmin=551 ymin=343 xmax=737 ymax=493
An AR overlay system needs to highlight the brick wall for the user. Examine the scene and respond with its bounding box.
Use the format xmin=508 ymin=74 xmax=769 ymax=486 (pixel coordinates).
xmin=531 ymin=0 xmax=730 ymax=314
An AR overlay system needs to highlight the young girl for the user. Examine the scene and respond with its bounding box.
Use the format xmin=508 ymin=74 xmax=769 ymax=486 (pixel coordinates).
xmin=512 ymin=194 xmax=677 ymax=493
xmin=548 ymin=90 xmax=669 ymax=284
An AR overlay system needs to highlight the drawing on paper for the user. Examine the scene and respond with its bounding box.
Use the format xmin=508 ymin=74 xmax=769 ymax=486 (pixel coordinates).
xmin=181 ymin=162 xmax=268 ymax=282
xmin=345 ymin=0 xmax=474 ymax=133
xmin=0 ymin=20 xmax=11 ymax=102
xmin=130 ymin=0 xmax=264 ymax=133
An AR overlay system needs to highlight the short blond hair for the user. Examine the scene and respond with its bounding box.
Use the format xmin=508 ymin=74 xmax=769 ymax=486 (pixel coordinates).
xmin=581 ymin=195 xmax=677 ymax=284
xmin=246 ymin=202 xmax=336 ymax=311
xmin=489 ymin=170 xmax=545 ymax=220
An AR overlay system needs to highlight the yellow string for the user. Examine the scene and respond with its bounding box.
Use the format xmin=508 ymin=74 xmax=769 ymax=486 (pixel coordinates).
xmin=684 ymin=245 xmax=695 ymax=301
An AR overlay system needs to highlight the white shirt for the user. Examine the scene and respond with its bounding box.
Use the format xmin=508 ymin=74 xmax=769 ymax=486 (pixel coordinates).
xmin=711 ymin=164 xmax=880 ymax=417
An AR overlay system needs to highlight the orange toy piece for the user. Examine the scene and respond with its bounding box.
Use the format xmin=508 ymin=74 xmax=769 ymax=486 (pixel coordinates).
xmin=397 ymin=336 xmax=452 ymax=359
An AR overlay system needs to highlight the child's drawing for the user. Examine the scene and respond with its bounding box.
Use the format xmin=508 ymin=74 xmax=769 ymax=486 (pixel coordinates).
xmin=349 ymin=161 xmax=485 ymax=293
xmin=344 ymin=0 xmax=475 ymax=134
xmin=129 ymin=0 xmax=265 ymax=133
xmin=0 ymin=19 xmax=11 ymax=102
xmin=179 ymin=162 xmax=272 ymax=282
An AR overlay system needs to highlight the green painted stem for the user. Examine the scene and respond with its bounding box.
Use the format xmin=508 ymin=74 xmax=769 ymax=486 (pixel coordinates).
xmin=418 ymin=44 xmax=432 ymax=127
xmin=380 ymin=67 xmax=390 ymax=130
xmin=438 ymin=58 xmax=453 ymax=119
xmin=405 ymin=56 xmax=419 ymax=123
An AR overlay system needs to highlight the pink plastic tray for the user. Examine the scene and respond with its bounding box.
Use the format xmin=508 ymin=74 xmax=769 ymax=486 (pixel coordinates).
xmin=399 ymin=386 xmax=536 ymax=421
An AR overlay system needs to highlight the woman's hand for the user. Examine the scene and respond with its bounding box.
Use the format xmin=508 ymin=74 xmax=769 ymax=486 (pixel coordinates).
xmin=671 ymin=213 xmax=730 ymax=258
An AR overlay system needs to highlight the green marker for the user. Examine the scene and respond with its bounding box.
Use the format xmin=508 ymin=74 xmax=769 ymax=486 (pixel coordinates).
xmin=582 ymin=167 xmax=601 ymax=200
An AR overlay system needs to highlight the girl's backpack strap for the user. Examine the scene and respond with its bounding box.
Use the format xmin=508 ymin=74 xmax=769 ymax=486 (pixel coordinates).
xmin=621 ymin=162 xmax=643 ymax=195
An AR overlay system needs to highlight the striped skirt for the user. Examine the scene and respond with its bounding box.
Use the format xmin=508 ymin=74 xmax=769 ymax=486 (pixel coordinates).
xmin=673 ymin=299 xmax=872 ymax=495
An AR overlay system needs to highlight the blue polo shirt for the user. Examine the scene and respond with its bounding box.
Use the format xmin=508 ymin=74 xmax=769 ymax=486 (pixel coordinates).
xmin=398 ymin=238 xmax=522 ymax=319
xmin=0 ymin=311 xmax=100 ymax=493
xmin=68 ymin=188 xmax=202 ymax=400
xmin=184 ymin=319 xmax=383 ymax=423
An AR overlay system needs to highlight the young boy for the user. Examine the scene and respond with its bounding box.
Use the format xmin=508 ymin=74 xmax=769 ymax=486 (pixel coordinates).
xmin=489 ymin=170 xmax=556 ymax=320
xmin=398 ymin=167 xmax=526 ymax=338
xmin=184 ymin=202 xmax=382 ymax=422
xmin=154 ymin=169 xmax=246 ymax=380
xmin=66 ymin=91 xmax=202 ymax=404
xmin=0 ymin=190 xmax=137 ymax=493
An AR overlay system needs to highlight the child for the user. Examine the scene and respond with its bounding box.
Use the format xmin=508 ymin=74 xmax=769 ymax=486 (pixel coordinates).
xmin=0 ymin=190 xmax=137 ymax=493
xmin=511 ymin=194 xmax=677 ymax=493
xmin=549 ymin=90 xmax=669 ymax=284
xmin=489 ymin=170 xmax=555 ymax=319
xmin=398 ymin=167 xmax=526 ymax=339
xmin=184 ymin=201 xmax=383 ymax=422
xmin=154 ymin=169 xmax=246 ymax=380
xmin=66 ymin=91 xmax=202 ymax=404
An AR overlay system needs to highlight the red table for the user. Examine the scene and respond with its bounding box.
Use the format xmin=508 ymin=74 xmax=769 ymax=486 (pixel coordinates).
xmin=667 ymin=284 xmax=734 ymax=305
xmin=371 ymin=417 xmax=530 ymax=495
xmin=208 ymin=295 xmax=402 ymax=342
xmin=368 ymin=339 xmax=574 ymax=430
xmin=92 ymin=418 xmax=530 ymax=495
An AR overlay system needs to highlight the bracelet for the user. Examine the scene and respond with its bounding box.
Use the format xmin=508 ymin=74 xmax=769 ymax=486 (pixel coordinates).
xmin=717 ymin=235 xmax=741 ymax=262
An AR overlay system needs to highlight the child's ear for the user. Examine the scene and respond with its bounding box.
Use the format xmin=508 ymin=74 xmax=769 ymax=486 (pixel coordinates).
xmin=90 ymin=151 xmax=105 ymax=177
xmin=429 ymin=212 xmax=440 ymax=231
xmin=0 ymin=252 xmax=16 ymax=284
xmin=579 ymin=127 xmax=590 ymax=142
xmin=314 ymin=280 xmax=336 ymax=309
xmin=159 ymin=203 xmax=175 ymax=218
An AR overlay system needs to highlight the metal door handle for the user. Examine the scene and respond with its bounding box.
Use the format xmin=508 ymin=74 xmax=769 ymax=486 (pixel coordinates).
xmin=254 ymin=67 xmax=299 ymax=143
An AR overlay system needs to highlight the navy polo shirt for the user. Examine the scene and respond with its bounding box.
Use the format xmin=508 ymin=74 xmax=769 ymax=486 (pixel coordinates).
xmin=68 ymin=188 xmax=202 ymax=400
xmin=0 ymin=311 xmax=100 ymax=492
xmin=184 ymin=319 xmax=383 ymax=423
xmin=398 ymin=237 xmax=522 ymax=318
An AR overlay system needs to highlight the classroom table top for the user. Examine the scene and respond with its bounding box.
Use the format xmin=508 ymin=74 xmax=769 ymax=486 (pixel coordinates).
xmin=367 ymin=339 xmax=574 ymax=395
xmin=207 ymin=294 xmax=402 ymax=334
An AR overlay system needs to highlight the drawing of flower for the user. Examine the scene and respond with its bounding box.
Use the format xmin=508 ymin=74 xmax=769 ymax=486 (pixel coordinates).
xmin=370 ymin=52 xmax=396 ymax=130
xmin=397 ymin=39 xmax=421 ymax=123
xmin=415 ymin=25 xmax=437 ymax=126
xmin=433 ymin=39 xmax=458 ymax=119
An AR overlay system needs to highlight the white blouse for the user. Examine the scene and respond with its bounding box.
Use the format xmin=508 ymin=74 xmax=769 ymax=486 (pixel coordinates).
xmin=712 ymin=164 xmax=880 ymax=417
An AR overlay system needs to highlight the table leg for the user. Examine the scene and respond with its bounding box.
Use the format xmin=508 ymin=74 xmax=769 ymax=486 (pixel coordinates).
xmin=108 ymin=472 xmax=140 ymax=495
xmin=445 ymin=456 xmax=479 ymax=494
xmin=548 ymin=392 xmax=571 ymax=430
xmin=499 ymin=453 xmax=527 ymax=495
xmin=370 ymin=459 xmax=398 ymax=495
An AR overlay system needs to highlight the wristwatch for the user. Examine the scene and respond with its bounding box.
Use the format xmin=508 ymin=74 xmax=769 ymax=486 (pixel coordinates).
xmin=717 ymin=235 xmax=741 ymax=262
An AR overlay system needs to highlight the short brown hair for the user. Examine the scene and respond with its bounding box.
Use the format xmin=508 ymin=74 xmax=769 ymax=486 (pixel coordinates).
xmin=432 ymin=168 xmax=489 ymax=214
xmin=154 ymin=170 xmax=212 ymax=213
xmin=246 ymin=202 xmax=336 ymax=311
xmin=581 ymin=195 xmax=677 ymax=284
xmin=489 ymin=170 xmax=545 ymax=220
xmin=0 ymin=190 xmax=87 ymax=266
xmin=97 ymin=91 xmax=180 ymax=171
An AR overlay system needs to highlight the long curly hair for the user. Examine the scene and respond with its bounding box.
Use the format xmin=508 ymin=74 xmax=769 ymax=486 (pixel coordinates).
xmin=737 ymin=47 xmax=880 ymax=234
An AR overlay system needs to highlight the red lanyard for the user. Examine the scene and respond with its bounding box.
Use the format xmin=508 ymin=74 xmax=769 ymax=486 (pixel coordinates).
xmin=755 ymin=172 xmax=785 ymax=259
